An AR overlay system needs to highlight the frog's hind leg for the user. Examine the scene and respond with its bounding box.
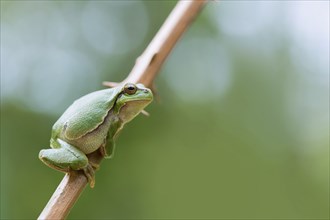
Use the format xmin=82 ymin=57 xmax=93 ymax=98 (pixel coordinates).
xmin=39 ymin=140 xmax=88 ymax=172
xmin=39 ymin=139 xmax=95 ymax=187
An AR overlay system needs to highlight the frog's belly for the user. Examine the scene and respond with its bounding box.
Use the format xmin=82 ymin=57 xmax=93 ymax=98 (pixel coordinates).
xmin=65 ymin=130 xmax=106 ymax=154
xmin=61 ymin=121 xmax=110 ymax=154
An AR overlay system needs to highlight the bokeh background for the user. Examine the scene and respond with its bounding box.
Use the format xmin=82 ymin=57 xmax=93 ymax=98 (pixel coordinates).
xmin=1 ymin=1 xmax=329 ymax=219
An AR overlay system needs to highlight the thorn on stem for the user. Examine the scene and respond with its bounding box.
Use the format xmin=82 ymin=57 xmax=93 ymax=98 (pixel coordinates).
xmin=103 ymin=81 xmax=120 ymax=88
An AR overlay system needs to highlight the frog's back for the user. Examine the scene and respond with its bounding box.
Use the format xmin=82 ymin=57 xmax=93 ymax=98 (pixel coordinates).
xmin=52 ymin=87 xmax=121 ymax=140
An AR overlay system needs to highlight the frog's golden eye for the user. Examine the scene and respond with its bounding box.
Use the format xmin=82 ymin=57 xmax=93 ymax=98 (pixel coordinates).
xmin=124 ymin=83 xmax=137 ymax=95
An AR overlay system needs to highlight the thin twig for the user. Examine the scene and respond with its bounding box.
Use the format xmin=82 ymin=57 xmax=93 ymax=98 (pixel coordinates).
xmin=104 ymin=0 xmax=206 ymax=88
xmin=38 ymin=1 xmax=206 ymax=219
xmin=38 ymin=152 xmax=102 ymax=219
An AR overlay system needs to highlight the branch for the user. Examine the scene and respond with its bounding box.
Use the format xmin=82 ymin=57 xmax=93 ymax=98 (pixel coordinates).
xmin=104 ymin=0 xmax=206 ymax=88
xmin=38 ymin=152 xmax=102 ymax=219
xmin=38 ymin=1 xmax=207 ymax=219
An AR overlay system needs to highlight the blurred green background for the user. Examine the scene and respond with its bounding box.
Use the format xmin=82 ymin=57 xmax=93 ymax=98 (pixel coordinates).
xmin=1 ymin=1 xmax=329 ymax=219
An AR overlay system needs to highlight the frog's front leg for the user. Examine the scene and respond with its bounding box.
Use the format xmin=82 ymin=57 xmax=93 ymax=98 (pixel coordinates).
xmin=39 ymin=139 xmax=95 ymax=187
xmin=100 ymin=137 xmax=115 ymax=159
xmin=100 ymin=117 xmax=122 ymax=159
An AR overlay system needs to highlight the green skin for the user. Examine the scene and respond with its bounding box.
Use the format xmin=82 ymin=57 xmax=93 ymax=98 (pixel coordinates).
xmin=39 ymin=83 xmax=153 ymax=187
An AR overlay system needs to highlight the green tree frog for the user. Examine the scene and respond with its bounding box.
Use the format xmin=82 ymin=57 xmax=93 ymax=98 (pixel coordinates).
xmin=39 ymin=83 xmax=153 ymax=187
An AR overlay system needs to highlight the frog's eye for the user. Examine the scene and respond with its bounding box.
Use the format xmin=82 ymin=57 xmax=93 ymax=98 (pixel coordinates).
xmin=124 ymin=83 xmax=137 ymax=95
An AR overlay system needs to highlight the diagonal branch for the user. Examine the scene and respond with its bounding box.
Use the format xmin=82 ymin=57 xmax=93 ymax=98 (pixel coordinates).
xmin=104 ymin=0 xmax=206 ymax=88
xmin=38 ymin=1 xmax=207 ymax=219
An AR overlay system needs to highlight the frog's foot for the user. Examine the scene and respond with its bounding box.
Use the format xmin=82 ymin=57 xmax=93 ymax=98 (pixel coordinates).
xmin=82 ymin=164 xmax=95 ymax=188
xmin=89 ymin=161 xmax=100 ymax=171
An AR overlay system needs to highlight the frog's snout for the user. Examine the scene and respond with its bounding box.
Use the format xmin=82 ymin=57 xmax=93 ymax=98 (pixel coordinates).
xmin=39 ymin=149 xmax=45 ymax=159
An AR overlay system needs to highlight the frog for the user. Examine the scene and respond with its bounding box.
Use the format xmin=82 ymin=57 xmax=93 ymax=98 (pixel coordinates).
xmin=39 ymin=83 xmax=153 ymax=187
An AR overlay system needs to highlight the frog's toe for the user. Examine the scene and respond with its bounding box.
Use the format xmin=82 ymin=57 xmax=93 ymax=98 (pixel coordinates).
xmin=89 ymin=161 xmax=100 ymax=170
xmin=83 ymin=164 xmax=95 ymax=188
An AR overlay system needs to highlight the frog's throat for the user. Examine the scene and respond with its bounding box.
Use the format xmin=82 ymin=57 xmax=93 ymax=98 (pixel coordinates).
xmin=118 ymin=100 xmax=151 ymax=123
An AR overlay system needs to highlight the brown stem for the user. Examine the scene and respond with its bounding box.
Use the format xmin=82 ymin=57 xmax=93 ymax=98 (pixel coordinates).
xmin=38 ymin=151 xmax=103 ymax=220
xmin=38 ymin=173 xmax=85 ymax=219
xmin=104 ymin=0 xmax=207 ymax=88
xmin=38 ymin=1 xmax=207 ymax=219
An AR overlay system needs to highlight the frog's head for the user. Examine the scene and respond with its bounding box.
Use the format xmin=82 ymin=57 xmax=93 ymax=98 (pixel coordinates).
xmin=115 ymin=83 xmax=153 ymax=123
